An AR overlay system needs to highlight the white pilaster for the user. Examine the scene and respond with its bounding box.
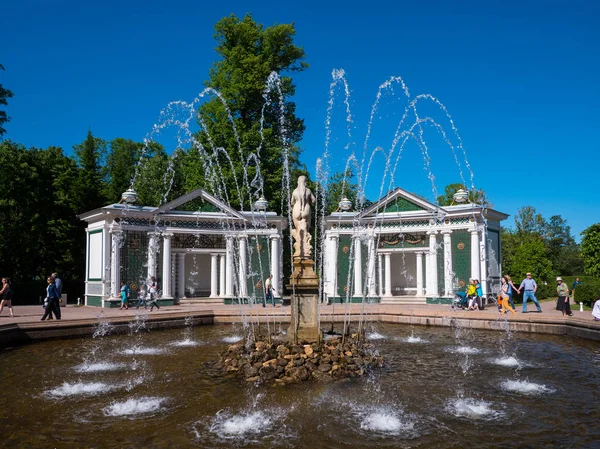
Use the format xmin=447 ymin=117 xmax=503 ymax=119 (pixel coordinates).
xmin=416 ymin=251 xmax=424 ymax=296
xmin=270 ymin=235 xmax=281 ymax=297
xmin=366 ymin=237 xmax=377 ymax=297
xmin=147 ymin=232 xmax=159 ymax=279
xmin=177 ymin=253 xmax=186 ymax=299
xmin=470 ymin=228 xmax=481 ymax=281
xmin=238 ymin=236 xmax=247 ymax=297
xmin=427 ymin=231 xmax=439 ymax=296
xmin=210 ymin=253 xmax=219 ymax=298
xmin=353 ymin=237 xmax=363 ymax=297
xmin=479 ymin=228 xmax=488 ymax=293
xmin=384 ymin=252 xmax=392 ymax=297
xmin=219 ymin=254 xmax=226 ymax=297
xmin=442 ymin=230 xmax=453 ymax=296
xmin=109 ymin=228 xmax=122 ymax=299
xmin=161 ymin=233 xmax=173 ymax=299
xmin=378 ymin=253 xmax=383 ymax=297
xmin=170 ymin=253 xmax=176 ymax=299
xmin=326 ymin=235 xmax=339 ymax=298
xmin=225 ymin=236 xmax=234 ymax=297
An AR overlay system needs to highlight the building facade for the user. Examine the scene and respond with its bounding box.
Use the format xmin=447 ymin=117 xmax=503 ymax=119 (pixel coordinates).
xmin=79 ymin=189 xmax=286 ymax=307
xmin=322 ymin=188 xmax=508 ymax=303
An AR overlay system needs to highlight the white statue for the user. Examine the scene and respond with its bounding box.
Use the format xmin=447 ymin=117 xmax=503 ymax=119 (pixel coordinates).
xmin=291 ymin=175 xmax=316 ymax=258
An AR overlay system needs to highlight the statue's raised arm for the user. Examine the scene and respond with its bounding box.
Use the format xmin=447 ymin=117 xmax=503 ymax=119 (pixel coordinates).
xmin=291 ymin=176 xmax=316 ymax=258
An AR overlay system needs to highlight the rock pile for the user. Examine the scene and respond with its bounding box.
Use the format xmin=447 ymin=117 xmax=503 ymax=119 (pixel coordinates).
xmin=215 ymin=334 xmax=384 ymax=383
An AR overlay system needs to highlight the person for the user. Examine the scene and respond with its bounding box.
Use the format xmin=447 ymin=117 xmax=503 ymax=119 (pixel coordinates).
xmin=518 ymin=272 xmax=542 ymax=313
xmin=264 ymin=274 xmax=274 ymax=307
xmin=51 ymin=272 xmax=63 ymax=318
xmin=571 ymin=277 xmax=582 ymax=302
xmin=475 ymin=279 xmax=483 ymax=309
xmin=41 ymin=276 xmax=61 ymax=321
xmin=504 ymin=274 xmax=519 ymax=310
xmin=555 ymin=277 xmax=572 ymax=317
xmin=135 ymin=283 xmax=148 ymax=310
xmin=119 ymin=281 xmax=130 ymax=310
xmin=147 ymin=276 xmax=160 ymax=311
xmin=0 ymin=277 xmax=14 ymax=317
xmin=499 ymin=277 xmax=516 ymax=314
xmin=466 ymin=279 xmax=478 ymax=310
xmin=592 ymin=297 xmax=600 ymax=321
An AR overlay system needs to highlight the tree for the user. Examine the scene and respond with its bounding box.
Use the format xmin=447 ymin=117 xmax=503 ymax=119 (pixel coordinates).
xmin=73 ymin=130 xmax=106 ymax=213
xmin=0 ymin=64 xmax=14 ymax=137
xmin=544 ymin=215 xmax=582 ymax=275
xmin=323 ymin=169 xmax=358 ymax=214
xmin=104 ymin=138 xmax=144 ymax=204
xmin=514 ymin=206 xmax=546 ymax=235
xmin=581 ymin=223 xmax=600 ymax=277
xmin=436 ymin=183 xmax=489 ymax=207
xmin=132 ymin=143 xmax=170 ymax=206
xmin=195 ymin=14 xmax=308 ymax=212
xmin=503 ymin=233 xmax=553 ymax=282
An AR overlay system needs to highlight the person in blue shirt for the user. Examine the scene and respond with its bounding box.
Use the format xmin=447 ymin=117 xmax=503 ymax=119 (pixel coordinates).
xmin=119 ymin=282 xmax=130 ymax=310
xmin=571 ymin=278 xmax=582 ymax=302
xmin=41 ymin=276 xmax=61 ymax=321
xmin=518 ymin=272 xmax=543 ymax=313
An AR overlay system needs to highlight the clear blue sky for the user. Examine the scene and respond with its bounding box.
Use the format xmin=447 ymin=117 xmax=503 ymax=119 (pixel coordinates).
xmin=2 ymin=0 xmax=599 ymax=239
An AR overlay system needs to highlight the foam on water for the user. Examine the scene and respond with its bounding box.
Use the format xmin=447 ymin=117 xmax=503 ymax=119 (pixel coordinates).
xmin=46 ymin=381 xmax=112 ymax=398
xmin=103 ymin=396 xmax=166 ymax=417
xmin=491 ymin=356 xmax=520 ymax=367
xmin=121 ymin=347 xmax=166 ymax=355
xmin=359 ymin=410 xmax=413 ymax=435
xmin=447 ymin=346 xmax=481 ymax=354
xmin=367 ymin=332 xmax=386 ymax=340
xmin=446 ymin=398 xmax=503 ymax=420
xmin=222 ymin=335 xmax=243 ymax=343
xmin=501 ymin=380 xmax=554 ymax=395
xmin=171 ymin=338 xmax=201 ymax=347
xmin=74 ymin=362 xmax=127 ymax=373
xmin=405 ymin=336 xmax=428 ymax=344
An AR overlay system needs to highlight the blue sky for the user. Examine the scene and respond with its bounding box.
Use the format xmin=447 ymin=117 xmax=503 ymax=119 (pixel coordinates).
xmin=2 ymin=0 xmax=599 ymax=239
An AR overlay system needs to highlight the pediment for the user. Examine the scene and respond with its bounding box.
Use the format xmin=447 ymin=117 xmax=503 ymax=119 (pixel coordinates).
xmin=156 ymin=188 xmax=245 ymax=220
xmin=359 ymin=187 xmax=440 ymax=218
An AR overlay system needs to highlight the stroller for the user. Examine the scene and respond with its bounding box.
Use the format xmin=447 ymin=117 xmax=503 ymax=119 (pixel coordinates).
xmin=452 ymin=291 xmax=468 ymax=309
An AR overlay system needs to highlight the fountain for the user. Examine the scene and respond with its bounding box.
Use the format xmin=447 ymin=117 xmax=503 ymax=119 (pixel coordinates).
xmin=3 ymin=71 xmax=600 ymax=447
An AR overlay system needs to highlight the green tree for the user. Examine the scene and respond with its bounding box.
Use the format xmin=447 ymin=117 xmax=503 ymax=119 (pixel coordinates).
xmin=195 ymin=14 xmax=308 ymax=212
xmin=514 ymin=206 xmax=546 ymax=235
xmin=104 ymin=138 xmax=143 ymax=204
xmin=132 ymin=143 xmax=169 ymax=206
xmin=505 ymin=234 xmax=553 ymax=282
xmin=436 ymin=183 xmax=489 ymax=206
xmin=581 ymin=223 xmax=600 ymax=277
xmin=323 ymin=169 xmax=358 ymax=214
xmin=0 ymin=64 xmax=14 ymax=137
xmin=73 ymin=130 xmax=107 ymax=213
xmin=544 ymin=215 xmax=582 ymax=275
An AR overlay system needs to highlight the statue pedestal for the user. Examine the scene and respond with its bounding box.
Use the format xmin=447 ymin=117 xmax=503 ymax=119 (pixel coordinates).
xmin=287 ymin=258 xmax=320 ymax=344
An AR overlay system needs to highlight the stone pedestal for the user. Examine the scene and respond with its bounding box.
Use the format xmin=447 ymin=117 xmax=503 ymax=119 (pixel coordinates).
xmin=288 ymin=258 xmax=320 ymax=344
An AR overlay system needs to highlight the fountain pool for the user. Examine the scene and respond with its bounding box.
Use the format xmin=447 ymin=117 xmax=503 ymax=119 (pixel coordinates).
xmin=0 ymin=322 xmax=598 ymax=448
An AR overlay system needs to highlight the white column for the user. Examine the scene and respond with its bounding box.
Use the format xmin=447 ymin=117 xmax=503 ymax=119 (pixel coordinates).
xmin=238 ymin=236 xmax=247 ymax=297
xmin=378 ymin=253 xmax=383 ymax=297
xmin=353 ymin=237 xmax=363 ymax=297
xmin=210 ymin=253 xmax=219 ymax=298
xmin=161 ymin=233 xmax=173 ymax=299
xmin=442 ymin=230 xmax=453 ymax=296
xmin=325 ymin=235 xmax=339 ymax=298
xmin=384 ymin=253 xmax=392 ymax=297
xmin=177 ymin=253 xmax=186 ymax=299
xmin=147 ymin=232 xmax=159 ymax=279
xmin=416 ymin=251 xmax=424 ymax=296
xmin=427 ymin=231 xmax=439 ymax=296
xmin=479 ymin=229 xmax=488 ymax=294
xmin=470 ymin=228 xmax=481 ymax=281
xmin=109 ymin=228 xmax=122 ymax=299
xmin=170 ymin=253 xmax=176 ymax=298
xmin=367 ymin=237 xmax=377 ymax=297
xmin=270 ymin=235 xmax=281 ymax=297
xmin=225 ymin=236 xmax=234 ymax=297
xmin=219 ymin=254 xmax=226 ymax=297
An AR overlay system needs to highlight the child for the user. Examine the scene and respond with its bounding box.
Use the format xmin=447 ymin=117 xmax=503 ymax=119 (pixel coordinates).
xmin=136 ymin=284 xmax=148 ymax=310
xmin=592 ymin=297 xmax=600 ymax=321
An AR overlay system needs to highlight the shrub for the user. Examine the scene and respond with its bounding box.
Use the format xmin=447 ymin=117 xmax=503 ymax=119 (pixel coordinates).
xmin=536 ymin=283 xmax=555 ymax=300
xmin=571 ymin=283 xmax=600 ymax=308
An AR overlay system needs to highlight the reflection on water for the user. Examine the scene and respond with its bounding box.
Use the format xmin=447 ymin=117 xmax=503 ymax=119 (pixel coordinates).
xmin=0 ymin=323 xmax=598 ymax=448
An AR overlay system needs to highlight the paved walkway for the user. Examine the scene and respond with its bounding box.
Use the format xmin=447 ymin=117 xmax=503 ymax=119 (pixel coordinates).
xmin=0 ymin=299 xmax=598 ymax=328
